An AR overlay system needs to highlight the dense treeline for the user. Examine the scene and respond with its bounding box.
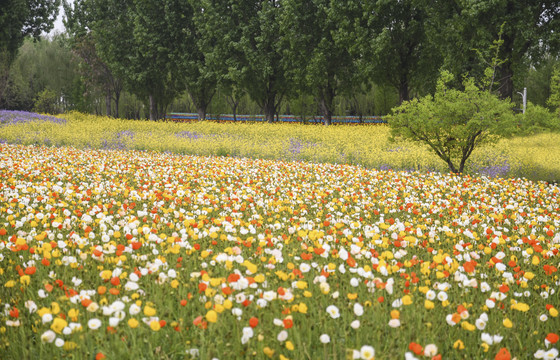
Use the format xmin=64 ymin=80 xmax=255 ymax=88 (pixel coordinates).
xmin=1 ymin=0 xmax=559 ymax=123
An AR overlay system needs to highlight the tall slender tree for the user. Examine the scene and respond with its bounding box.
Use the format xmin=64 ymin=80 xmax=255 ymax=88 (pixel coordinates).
xmin=164 ymin=0 xmax=220 ymax=121
xmin=282 ymin=0 xmax=365 ymax=125
xmin=203 ymin=0 xmax=292 ymax=123
xmin=64 ymin=0 xmax=123 ymax=117
xmin=362 ymin=0 xmax=439 ymax=104
xmin=1 ymin=0 xmax=60 ymax=106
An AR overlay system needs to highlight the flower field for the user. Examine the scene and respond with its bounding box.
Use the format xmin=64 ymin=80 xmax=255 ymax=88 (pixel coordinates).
xmin=1 ymin=136 xmax=560 ymax=359
xmin=1 ymin=111 xmax=560 ymax=183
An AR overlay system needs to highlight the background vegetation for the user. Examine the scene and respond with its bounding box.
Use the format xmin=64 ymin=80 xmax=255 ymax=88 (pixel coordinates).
xmin=1 ymin=0 xmax=559 ymax=123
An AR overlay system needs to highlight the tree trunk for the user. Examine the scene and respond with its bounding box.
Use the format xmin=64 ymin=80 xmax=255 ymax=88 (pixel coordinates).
xmin=447 ymin=159 xmax=458 ymax=174
xmin=319 ymin=97 xmax=333 ymax=126
xmin=319 ymin=85 xmax=335 ymax=126
xmin=264 ymin=101 xmax=275 ymax=123
xmin=105 ymin=91 xmax=112 ymax=117
xmin=149 ymin=94 xmax=156 ymax=121
xmin=190 ymin=91 xmax=214 ymax=121
xmin=197 ymin=107 xmax=207 ymax=121
xmin=398 ymin=78 xmax=409 ymax=104
xmin=498 ymin=63 xmax=514 ymax=100
xmin=232 ymin=102 xmax=238 ymax=122
xmin=114 ymin=89 xmax=121 ymax=118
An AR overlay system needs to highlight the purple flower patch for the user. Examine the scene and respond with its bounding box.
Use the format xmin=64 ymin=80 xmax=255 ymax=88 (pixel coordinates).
xmin=0 ymin=110 xmax=66 ymax=125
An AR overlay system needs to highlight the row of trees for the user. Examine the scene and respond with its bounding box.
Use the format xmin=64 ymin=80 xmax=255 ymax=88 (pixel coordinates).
xmin=2 ymin=1 xmax=560 ymax=124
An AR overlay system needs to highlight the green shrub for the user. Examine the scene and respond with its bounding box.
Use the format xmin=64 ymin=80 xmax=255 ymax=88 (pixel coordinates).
xmin=516 ymin=102 xmax=559 ymax=134
xmin=386 ymin=71 xmax=515 ymax=174
xmin=32 ymin=88 xmax=59 ymax=114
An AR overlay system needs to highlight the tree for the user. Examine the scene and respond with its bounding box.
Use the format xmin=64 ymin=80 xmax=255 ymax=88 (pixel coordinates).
xmin=203 ymin=0 xmax=292 ymax=123
xmin=363 ymin=0 xmax=439 ymax=104
xmin=164 ymin=0 xmax=219 ymax=121
xmin=282 ymin=0 xmax=365 ymax=125
xmin=71 ymin=0 xmax=178 ymax=120
xmin=427 ymin=0 xmax=560 ymax=100
xmin=0 ymin=0 xmax=60 ymax=105
xmin=129 ymin=0 xmax=180 ymax=120
xmin=4 ymin=36 xmax=83 ymax=112
xmin=388 ymin=71 xmax=515 ymax=174
xmin=64 ymin=0 xmax=123 ymax=117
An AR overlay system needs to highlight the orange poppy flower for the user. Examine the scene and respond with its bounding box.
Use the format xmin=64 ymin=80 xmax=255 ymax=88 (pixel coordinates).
xmin=495 ymin=348 xmax=511 ymax=360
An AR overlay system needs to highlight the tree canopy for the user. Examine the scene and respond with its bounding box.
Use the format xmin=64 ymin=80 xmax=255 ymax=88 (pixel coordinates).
xmin=1 ymin=0 xmax=60 ymax=106
xmin=3 ymin=0 xmax=560 ymax=123
xmin=387 ymin=71 xmax=516 ymax=173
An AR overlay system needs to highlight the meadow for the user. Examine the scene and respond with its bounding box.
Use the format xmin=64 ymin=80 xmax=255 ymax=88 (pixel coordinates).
xmin=1 ymin=111 xmax=560 ymax=184
xmin=0 ymin=111 xmax=559 ymax=359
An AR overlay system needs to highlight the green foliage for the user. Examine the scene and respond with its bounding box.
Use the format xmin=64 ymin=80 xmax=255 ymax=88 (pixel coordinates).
xmin=200 ymin=0 xmax=293 ymax=123
xmin=524 ymin=56 xmax=558 ymax=108
xmin=547 ymin=63 xmax=560 ymax=117
xmin=33 ymin=88 xmax=59 ymax=114
xmin=0 ymin=0 xmax=60 ymax=104
xmin=387 ymin=71 xmax=516 ymax=173
xmin=363 ymin=0 xmax=439 ymax=103
xmin=282 ymin=0 xmax=365 ymax=125
xmin=516 ymin=103 xmax=560 ymax=134
xmin=164 ymin=0 xmax=218 ymax=120
xmin=427 ymin=0 xmax=560 ymax=99
xmin=3 ymin=37 xmax=84 ymax=112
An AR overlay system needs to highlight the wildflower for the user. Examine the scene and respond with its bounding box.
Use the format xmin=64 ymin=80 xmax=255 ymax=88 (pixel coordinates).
xmin=388 ymin=319 xmax=401 ymax=328
xmin=320 ymin=334 xmax=330 ymax=344
xmin=544 ymin=349 xmax=559 ymax=359
xmin=495 ymin=347 xmax=511 ymax=360
xmin=453 ymin=340 xmax=465 ymax=350
xmin=129 ymin=304 xmax=141 ymax=315
xmin=354 ymin=303 xmax=364 ymax=316
xmin=360 ymin=345 xmax=375 ymax=360
xmin=277 ymin=330 xmax=288 ymax=342
xmin=41 ymin=330 xmax=56 ymax=343
xmin=437 ymin=291 xmax=448 ymax=302
xmin=409 ymin=342 xmax=423 ymax=356
xmin=326 ymin=305 xmax=340 ymax=319
xmin=545 ymin=333 xmax=559 ymax=346
xmin=402 ymin=295 xmax=413 ymax=305
xmin=50 ymin=318 xmax=68 ymax=334
xmin=512 ymin=302 xmax=530 ymax=312
xmin=88 ymin=318 xmax=102 ymax=330
xmin=241 ymin=326 xmax=254 ymax=344
xmin=42 ymin=313 xmax=53 ymax=324
xmin=63 ymin=341 xmax=78 ymax=351
xmin=263 ymin=347 xmax=275 ymax=358
xmin=405 ymin=352 xmax=419 ymax=360
xmin=143 ymin=305 xmax=156 ymax=317
xmin=128 ymin=318 xmax=139 ymax=328
xmin=424 ymin=344 xmax=438 ymax=357
xmin=149 ymin=320 xmax=161 ymax=331
xmin=205 ymin=310 xmax=218 ymax=323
